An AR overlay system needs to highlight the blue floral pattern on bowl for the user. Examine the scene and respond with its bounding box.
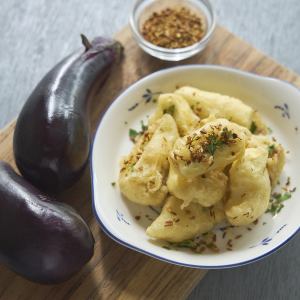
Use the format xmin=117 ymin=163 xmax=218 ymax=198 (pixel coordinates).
xmin=116 ymin=209 xmax=130 ymax=225
xmin=274 ymin=103 xmax=290 ymax=119
xmin=250 ymin=224 xmax=287 ymax=248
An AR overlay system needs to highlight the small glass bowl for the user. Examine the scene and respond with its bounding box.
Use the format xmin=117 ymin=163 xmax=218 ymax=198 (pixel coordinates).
xmin=130 ymin=0 xmax=216 ymax=61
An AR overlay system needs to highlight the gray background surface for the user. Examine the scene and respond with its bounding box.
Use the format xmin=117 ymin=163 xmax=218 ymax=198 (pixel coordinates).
xmin=0 ymin=0 xmax=299 ymax=299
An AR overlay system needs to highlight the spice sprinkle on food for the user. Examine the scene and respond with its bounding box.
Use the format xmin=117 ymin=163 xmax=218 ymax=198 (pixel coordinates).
xmin=142 ymin=7 xmax=205 ymax=49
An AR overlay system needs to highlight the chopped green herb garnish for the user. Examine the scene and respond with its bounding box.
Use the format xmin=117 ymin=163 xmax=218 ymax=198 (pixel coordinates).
xmin=129 ymin=162 xmax=136 ymax=172
xmin=268 ymin=127 xmax=273 ymax=134
xmin=162 ymin=245 xmax=171 ymax=250
xmin=203 ymin=127 xmax=235 ymax=156
xmin=111 ymin=182 xmax=116 ymax=187
xmin=187 ymin=126 xmax=237 ymax=163
xmin=250 ymin=121 xmax=257 ymax=134
xmin=267 ymin=192 xmax=292 ymax=215
xmin=171 ymin=239 xmax=197 ymax=249
xmin=140 ymin=120 xmax=148 ymax=132
xmin=163 ymin=105 xmax=175 ymax=116
xmin=129 ymin=128 xmax=139 ymax=142
xmin=220 ymin=127 xmax=236 ymax=141
xmin=274 ymin=192 xmax=291 ymax=201
xmin=205 ymin=134 xmax=223 ymax=156
xmin=129 ymin=120 xmax=148 ymax=143
xmin=268 ymin=144 xmax=276 ymax=157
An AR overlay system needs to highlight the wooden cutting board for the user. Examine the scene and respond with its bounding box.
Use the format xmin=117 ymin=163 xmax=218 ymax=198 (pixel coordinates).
xmin=0 ymin=25 xmax=300 ymax=300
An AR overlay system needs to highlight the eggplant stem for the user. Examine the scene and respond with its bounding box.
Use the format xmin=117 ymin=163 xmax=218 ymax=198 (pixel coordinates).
xmin=80 ymin=34 xmax=92 ymax=52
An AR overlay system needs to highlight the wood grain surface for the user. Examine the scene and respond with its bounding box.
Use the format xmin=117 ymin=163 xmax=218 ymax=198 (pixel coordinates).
xmin=0 ymin=25 xmax=299 ymax=300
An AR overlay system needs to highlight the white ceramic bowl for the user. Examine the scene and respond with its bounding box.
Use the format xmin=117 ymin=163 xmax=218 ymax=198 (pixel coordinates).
xmin=91 ymin=65 xmax=300 ymax=269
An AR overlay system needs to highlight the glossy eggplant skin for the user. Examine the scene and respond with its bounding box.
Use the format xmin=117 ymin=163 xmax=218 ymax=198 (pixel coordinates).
xmin=0 ymin=161 xmax=94 ymax=284
xmin=13 ymin=36 xmax=123 ymax=193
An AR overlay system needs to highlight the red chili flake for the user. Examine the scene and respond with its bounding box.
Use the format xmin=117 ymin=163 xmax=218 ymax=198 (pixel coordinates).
xmin=209 ymin=208 xmax=215 ymax=220
xmin=196 ymin=246 xmax=206 ymax=253
xmin=219 ymin=226 xmax=228 ymax=231
xmin=227 ymin=239 xmax=233 ymax=247
xmin=164 ymin=220 xmax=173 ymax=227
xmin=212 ymin=234 xmax=217 ymax=242
xmin=145 ymin=214 xmax=154 ymax=221
xmin=207 ymin=243 xmax=219 ymax=253
xmin=197 ymin=240 xmax=205 ymax=246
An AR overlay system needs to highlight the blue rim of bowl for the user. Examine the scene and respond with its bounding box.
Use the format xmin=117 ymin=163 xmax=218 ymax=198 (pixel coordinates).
xmin=129 ymin=0 xmax=216 ymax=55
xmin=90 ymin=64 xmax=300 ymax=269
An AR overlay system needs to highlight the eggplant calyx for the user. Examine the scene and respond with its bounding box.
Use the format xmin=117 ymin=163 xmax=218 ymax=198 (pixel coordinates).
xmin=80 ymin=34 xmax=92 ymax=52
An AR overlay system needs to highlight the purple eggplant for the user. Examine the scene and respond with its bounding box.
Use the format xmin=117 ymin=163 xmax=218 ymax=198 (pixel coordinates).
xmin=13 ymin=35 xmax=123 ymax=193
xmin=0 ymin=161 xmax=94 ymax=284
